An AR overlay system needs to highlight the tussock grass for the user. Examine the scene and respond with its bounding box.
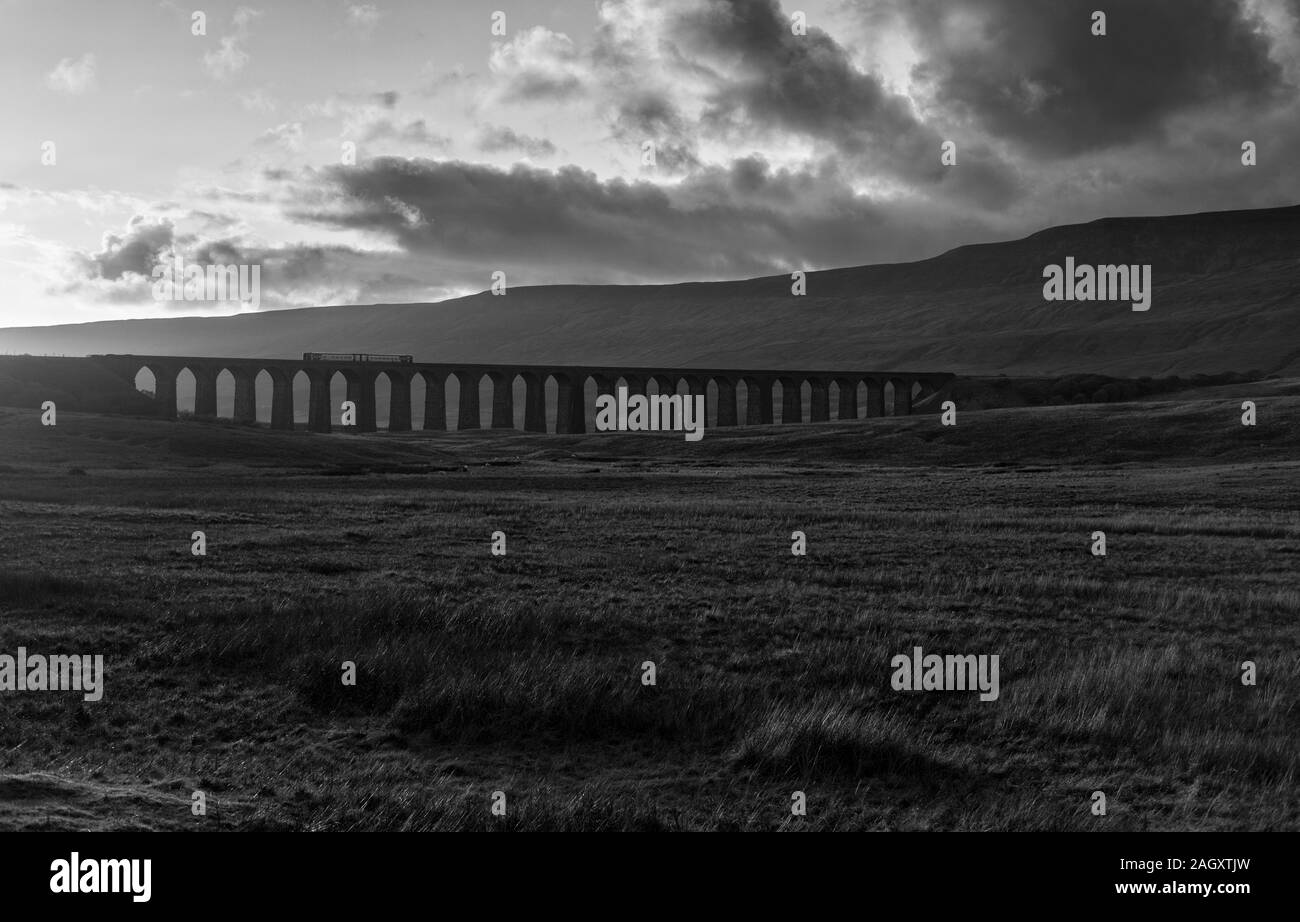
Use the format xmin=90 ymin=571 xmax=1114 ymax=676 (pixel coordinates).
xmin=145 ymin=586 xmax=753 ymax=743
xmin=998 ymin=647 xmax=1298 ymax=781
xmin=729 ymin=699 xmax=950 ymax=780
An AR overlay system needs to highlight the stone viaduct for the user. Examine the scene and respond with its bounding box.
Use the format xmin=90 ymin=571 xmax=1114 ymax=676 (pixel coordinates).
xmin=88 ymin=355 xmax=954 ymax=434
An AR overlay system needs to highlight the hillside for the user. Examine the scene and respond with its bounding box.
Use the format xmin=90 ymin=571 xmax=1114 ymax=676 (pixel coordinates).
xmin=1 ymin=204 xmax=1297 ymax=376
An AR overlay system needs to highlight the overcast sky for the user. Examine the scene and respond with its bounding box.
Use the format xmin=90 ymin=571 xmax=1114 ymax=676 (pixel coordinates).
xmin=2 ymin=0 xmax=1298 ymax=326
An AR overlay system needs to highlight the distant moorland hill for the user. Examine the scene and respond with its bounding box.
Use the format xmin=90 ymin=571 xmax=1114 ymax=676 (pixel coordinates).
xmin=2 ymin=203 xmax=1296 ymax=377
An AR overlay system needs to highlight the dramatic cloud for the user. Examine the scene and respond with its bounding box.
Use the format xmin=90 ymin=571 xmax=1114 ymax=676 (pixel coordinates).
xmin=79 ymin=216 xmax=174 ymax=281
xmin=59 ymin=209 xmax=432 ymax=310
xmin=673 ymin=0 xmax=944 ymax=179
xmin=14 ymin=0 xmax=1300 ymax=325
xmin=890 ymin=0 xmax=1293 ymax=155
xmin=281 ymin=155 xmax=997 ymax=287
xmin=489 ymin=0 xmax=1013 ymax=186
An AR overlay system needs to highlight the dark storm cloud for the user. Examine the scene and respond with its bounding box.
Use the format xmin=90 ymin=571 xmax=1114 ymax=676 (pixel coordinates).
xmin=82 ymin=216 xmax=174 ymax=280
xmin=669 ymin=0 xmax=947 ymax=181
xmin=190 ymin=240 xmax=342 ymax=285
xmin=930 ymin=142 xmax=1023 ymax=210
xmin=581 ymin=12 xmax=705 ymax=172
xmin=894 ymin=0 xmax=1292 ymax=155
xmin=281 ymin=156 xmax=997 ymax=287
xmin=490 ymin=0 xmax=1022 ymax=194
xmin=58 ymin=207 xmax=429 ymax=309
xmin=604 ymin=90 xmax=702 ymax=173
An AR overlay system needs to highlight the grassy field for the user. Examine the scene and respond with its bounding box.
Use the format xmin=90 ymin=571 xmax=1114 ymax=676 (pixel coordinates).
xmin=0 ymin=384 xmax=1297 ymax=830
